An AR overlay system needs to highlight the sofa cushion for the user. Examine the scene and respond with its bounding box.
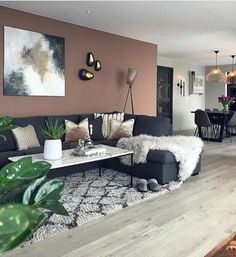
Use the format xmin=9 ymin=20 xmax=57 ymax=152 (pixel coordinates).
xmin=0 ymin=130 xmax=16 ymax=152
xmin=12 ymin=125 xmax=40 ymax=150
xmin=79 ymin=113 xmax=94 ymax=121
xmin=109 ymin=119 xmax=134 ymax=140
xmin=94 ymin=112 xmax=124 ymax=138
xmin=147 ymin=150 xmax=176 ymax=164
xmin=23 ymin=146 xmax=44 ymax=155
xmin=63 ymin=142 xmax=77 ymax=149
xmin=65 ymin=119 xmax=90 ymax=143
xmin=0 ymin=150 xmax=24 ymax=167
xmin=46 ymin=115 xmax=80 ymax=124
xmin=124 ymin=113 xmax=137 ymax=121
xmin=78 ymin=115 xmax=104 ymax=140
xmin=12 ymin=116 xmax=46 ymax=145
xmin=94 ymin=139 xmax=117 ymax=147
xmin=134 ymin=115 xmax=171 ymax=137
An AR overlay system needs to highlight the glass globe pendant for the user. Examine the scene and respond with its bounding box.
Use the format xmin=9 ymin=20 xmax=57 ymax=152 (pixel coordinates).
xmin=206 ymin=50 xmax=227 ymax=83
xmin=226 ymin=55 xmax=236 ymax=85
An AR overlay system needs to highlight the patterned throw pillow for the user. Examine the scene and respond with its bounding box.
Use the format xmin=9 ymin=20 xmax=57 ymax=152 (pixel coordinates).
xmin=109 ymin=119 xmax=135 ymax=140
xmin=65 ymin=119 xmax=90 ymax=143
xmin=94 ymin=112 xmax=124 ymax=138
xmin=12 ymin=125 xmax=40 ymax=150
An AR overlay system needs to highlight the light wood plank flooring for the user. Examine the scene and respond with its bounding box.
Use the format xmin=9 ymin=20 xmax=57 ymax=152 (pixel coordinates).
xmin=5 ymin=135 xmax=236 ymax=257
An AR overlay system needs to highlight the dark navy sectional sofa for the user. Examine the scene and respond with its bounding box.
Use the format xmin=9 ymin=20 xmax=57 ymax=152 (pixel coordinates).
xmin=0 ymin=113 xmax=201 ymax=184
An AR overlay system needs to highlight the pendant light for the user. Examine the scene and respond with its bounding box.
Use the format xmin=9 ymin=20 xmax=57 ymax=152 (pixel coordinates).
xmin=206 ymin=50 xmax=227 ymax=83
xmin=226 ymin=55 xmax=236 ymax=85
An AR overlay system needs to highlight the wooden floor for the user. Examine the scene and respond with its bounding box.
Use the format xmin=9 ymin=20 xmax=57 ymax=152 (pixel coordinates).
xmin=5 ymin=133 xmax=236 ymax=257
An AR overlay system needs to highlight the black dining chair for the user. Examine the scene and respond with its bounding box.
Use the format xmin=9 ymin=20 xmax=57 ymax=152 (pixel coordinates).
xmin=205 ymin=108 xmax=211 ymax=112
xmin=211 ymin=108 xmax=221 ymax=134
xmin=194 ymin=110 xmax=215 ymax=143
xmin=226 ymin=112 xmax=236 ymax=142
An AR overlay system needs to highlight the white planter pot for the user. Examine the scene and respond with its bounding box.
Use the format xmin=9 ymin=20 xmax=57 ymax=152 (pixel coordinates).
xmin=43 ymin=139 xmax=62 ymax=161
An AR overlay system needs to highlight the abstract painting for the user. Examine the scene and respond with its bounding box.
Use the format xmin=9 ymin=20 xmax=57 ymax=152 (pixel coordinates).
xmin=4 ymin=26 xmax=65 ymax=96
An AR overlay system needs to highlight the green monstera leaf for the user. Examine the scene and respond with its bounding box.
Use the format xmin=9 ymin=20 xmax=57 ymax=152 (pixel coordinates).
xmin=0 ymin=157 xmax=51 ymax=188
xmin=38 ymin=200 xmax=68 ymax=216
xmin=0 ymin=119 xmax=68 ymax=253
xmin=34 ymin=180 xmax=69 ymax=216
xmin=0 ymin=204 xmax=45 ymax=253
xmin=34 ymin=180 xmax=64 ymax=203
xmin=22 ymin=176 xmax=47 ymax=205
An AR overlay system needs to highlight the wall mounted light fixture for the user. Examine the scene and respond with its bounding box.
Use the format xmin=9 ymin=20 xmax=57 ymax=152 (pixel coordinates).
xmin=95 ymin=60 xmax=101 ymax=71
xmin=79 ymin=69 xmax=94 ymax=80
xmin=86 ymin=52 xmax=95 ymax=66
xmin=177 ymin=78 xmax=185 ymax=96
xmin=79 ymin=52 xmax=102 ymax=80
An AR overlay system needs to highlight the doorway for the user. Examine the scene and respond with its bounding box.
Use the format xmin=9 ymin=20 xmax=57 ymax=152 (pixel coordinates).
xmin=157 ymin=65 xmax=173 ymax=123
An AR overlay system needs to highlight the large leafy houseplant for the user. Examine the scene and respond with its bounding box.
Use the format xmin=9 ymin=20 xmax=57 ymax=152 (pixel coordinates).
xmin=0 ymin=116 xmax=68 ymax=253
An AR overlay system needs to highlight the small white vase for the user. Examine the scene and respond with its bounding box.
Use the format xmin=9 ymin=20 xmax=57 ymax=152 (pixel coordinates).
xmin=43 ymin=139 xmax=62 ymax=161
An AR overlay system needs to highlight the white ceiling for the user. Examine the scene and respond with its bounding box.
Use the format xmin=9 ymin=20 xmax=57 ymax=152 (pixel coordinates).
xmin=1 ymin=1 xmax=236 ymax=66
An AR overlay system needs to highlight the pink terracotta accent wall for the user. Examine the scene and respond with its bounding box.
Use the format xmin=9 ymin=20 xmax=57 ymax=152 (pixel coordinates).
xmin=0 ymin=6 xmax=157 ymax=117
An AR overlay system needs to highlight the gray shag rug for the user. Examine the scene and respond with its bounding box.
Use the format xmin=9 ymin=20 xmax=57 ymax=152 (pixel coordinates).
xmin=24 ymin=168 xmax=181 ymax=246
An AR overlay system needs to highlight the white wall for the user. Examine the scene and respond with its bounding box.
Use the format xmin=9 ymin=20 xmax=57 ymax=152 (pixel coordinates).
xmin=158 ymin=56 xmax=205 ymax=131
xmin=205 ymin=64 xmax=230 ymax=110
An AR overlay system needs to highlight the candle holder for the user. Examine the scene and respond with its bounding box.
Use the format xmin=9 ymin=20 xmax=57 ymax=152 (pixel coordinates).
xmin=84 ymin=137 xmax=95 ymax=149
xmin=89 ymin=124 xmax=93 ymax=136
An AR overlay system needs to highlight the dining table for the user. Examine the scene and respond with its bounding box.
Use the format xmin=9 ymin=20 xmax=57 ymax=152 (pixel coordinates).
xmin=191 ymin=110 xmax=234 ymax=142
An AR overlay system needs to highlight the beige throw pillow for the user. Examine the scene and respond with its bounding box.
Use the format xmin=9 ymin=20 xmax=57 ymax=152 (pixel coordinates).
xmin=94 ymin=112 xmax=124 ymax=138
xmin=12 ymin=125 xmax=40 ymax=150
xmin=109 ymin=119 xmax=135 ymax=140
xmin=65 ymin=119 xmax=90 ymax=143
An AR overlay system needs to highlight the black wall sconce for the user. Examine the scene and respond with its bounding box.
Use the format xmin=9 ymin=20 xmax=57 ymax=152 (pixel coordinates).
xmin=79 ymin=69 xmax=94 ymax=80
xmin=79 ymin=52 xmax=102 ymax=80
xmin=86 ymin=52 xmax=95 ymax=66
xmin=177 ymin=78 xmax=185 ymax=96
xmin=95 ymin=60 xmax=101 ymax=71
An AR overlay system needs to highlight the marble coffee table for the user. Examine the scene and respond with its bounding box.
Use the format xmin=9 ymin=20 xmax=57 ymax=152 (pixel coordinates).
xmin=9 ymin=144 xmax=134 ymax=187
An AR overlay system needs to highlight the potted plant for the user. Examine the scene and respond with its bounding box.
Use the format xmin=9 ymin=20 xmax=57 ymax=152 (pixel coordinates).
xmin=0 ymin=116 xmax=68 ymax=253
xmin=0 ymin=116 xmax=17 ymax=140
xmin=218 ymin=95 xmax=235 ymax=112
xmin=42 ymin=119 xmax=65 ymax=161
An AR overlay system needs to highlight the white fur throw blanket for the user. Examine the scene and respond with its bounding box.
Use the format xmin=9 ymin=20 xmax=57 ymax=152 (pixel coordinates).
xmin=117 ymin=135 xmax=204 ymax=182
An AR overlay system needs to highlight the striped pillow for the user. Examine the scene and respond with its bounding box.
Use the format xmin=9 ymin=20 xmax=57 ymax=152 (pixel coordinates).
xmin=12 ymin=125 xmax=40 ymax=150
xmin=94 ymin=113 xmax=124 ymax=138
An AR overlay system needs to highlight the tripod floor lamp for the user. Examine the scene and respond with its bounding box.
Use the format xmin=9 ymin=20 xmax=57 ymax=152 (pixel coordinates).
xmin=123 ymin=68 xmax=138 ymax=114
